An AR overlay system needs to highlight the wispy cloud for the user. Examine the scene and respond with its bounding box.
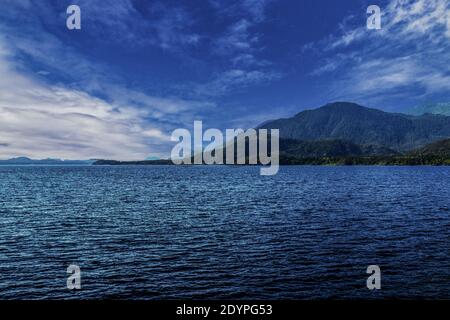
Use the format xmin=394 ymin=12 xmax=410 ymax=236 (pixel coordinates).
xmin=205 ymin=0 xmax=280 ymax=95
xmin=209 ymin=0 xmax=272 ymax=23
xmin=195 ymin=69 xmax=282 ymax=97
xmin=214 ymin=19 xmax=257 ymax=56
xmin=68 ymin=0 xmax=202 ymax=51
xmin=306 ymin=0 xmax=450 ymax=103
xmin=211 ymin=0 xmax=270 ymax=62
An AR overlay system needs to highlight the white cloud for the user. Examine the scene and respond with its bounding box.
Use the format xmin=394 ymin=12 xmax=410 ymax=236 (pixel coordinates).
xmin=0 ymin=39 xmax=214 ymax=160
xmin=446 ymin=9 xmax=450 ymax=37
xmin=328 ymin=29 xmax=365 ymax=50
xmin=307 ymin=0 xmax=450 ymax=102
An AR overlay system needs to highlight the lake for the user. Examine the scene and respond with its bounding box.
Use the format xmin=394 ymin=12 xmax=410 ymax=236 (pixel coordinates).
xmin=0 ymin=165 xmax=449 ymax=299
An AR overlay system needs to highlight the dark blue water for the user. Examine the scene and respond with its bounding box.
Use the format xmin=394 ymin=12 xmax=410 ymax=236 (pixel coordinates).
xmin=0 ymin=165 xmax=449 ymax=299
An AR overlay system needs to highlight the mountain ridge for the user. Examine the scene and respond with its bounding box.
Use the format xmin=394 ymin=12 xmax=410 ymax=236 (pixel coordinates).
xmin=259 ymin=102 xmax=450 ymax=152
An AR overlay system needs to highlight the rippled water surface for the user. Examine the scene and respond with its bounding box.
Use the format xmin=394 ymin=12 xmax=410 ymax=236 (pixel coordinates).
xmin=0 ymin=165 xmax=449 ymax=299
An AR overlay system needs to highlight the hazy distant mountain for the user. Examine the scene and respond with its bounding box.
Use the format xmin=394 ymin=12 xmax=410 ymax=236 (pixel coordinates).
xmin=407 ymin=102 xmax=450 ymax=116
xmin=93 ymin=159 xmax=172 ymax=165
xmin=259 ymin=102 xmax=450 ymax=152
xmin=0 ymin=157 xmax=94 ymax=165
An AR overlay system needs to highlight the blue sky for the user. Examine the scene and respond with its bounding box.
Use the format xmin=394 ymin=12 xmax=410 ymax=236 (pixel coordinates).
xmin=0 ymin=0 xmax=449 ymax=159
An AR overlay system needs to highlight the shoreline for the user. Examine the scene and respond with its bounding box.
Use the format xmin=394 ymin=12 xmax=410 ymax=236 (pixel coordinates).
xmin=92 ymin=156 xmax=450 ymax=166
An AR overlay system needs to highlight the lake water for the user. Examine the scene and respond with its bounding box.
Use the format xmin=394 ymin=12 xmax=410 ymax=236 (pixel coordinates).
xmin=0 ymin=165 xmax=449 ymax=299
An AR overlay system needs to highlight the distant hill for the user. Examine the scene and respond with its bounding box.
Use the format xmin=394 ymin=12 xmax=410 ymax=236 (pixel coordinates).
xmin=259 ymin=102 xmax=450 ymax=152
xmin=91 ymin=138 xmax=450 ymax=166
xmin=407 ymin=102 xmax=450 ymax=116
xmin=0 ymin=157 xmax=94 ymax=165
xmin=280 ymin=139 xmax=398 ymax=158
xmin=93 ymin=159 xmax=172 ymax=165
xmin=160 ymin=136 xmax=398 ymax=164
xmin=279 ymin=138 xmax=450 ymax=166
xmin=408 ymin=139 xmax=450 ymax=158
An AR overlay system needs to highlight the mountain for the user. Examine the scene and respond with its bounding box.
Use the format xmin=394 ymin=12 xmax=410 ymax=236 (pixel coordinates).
xmin=408 ymin=139 xmax=450 ymax=158
xmin=182 ymin=135 xmax=397 ymax=164
xmin=407 ymin=102 xmax=450 ymax=116
xmin=259 ymin=102 xmax=450 ymax=152
xmin=279 ymin=139 xmax=398 ymax=158
xmin=3 ymin=157 xmax=34 ymax=163
xmin=0 ymin=157 xmax=94 ymax=165
xmin=277 ymin=138 xmax=450 ymax=166
xmin=92 ymin=138 xmax=450 ymax=166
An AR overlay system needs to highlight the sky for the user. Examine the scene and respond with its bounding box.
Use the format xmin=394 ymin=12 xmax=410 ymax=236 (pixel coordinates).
xmin=0 ymin=0 xmax=449 ymax=160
